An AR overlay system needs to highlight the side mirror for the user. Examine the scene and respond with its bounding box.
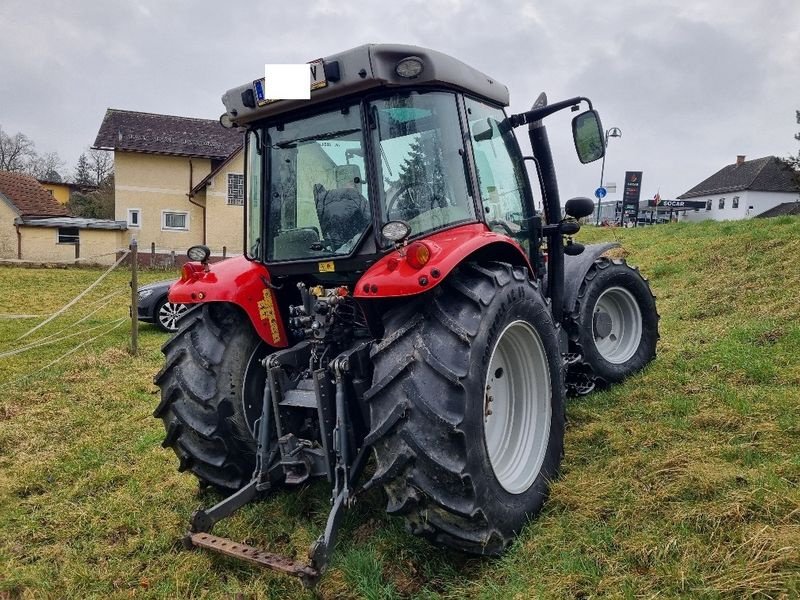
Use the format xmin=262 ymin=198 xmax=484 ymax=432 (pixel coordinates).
xmin=472 ymin=119 xmax=495 ymax=142
xmin=565 ymin=197 xmax=595 ymax=219
xmin=572 ymin=110 xmax=605 ymax=164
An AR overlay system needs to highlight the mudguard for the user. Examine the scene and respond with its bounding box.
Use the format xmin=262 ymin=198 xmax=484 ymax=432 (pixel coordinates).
xmin=168 ymin=256 xmax=287 ymax=347
xmin=562 ymin=242 xmax=619 ymax=314
xmin=354 ymin=223 xmax=532 ymax=298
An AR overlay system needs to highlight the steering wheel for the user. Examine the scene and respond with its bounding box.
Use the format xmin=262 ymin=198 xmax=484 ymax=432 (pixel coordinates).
xmin=386 ymin=183 xmax=449 ymax=221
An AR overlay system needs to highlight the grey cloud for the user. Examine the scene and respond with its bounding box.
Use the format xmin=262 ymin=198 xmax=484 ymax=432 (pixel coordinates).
xmin=0 ymin=0 xmax=797 ymax=202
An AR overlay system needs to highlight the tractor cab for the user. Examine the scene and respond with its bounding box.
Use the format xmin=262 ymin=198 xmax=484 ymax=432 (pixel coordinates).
xmin=221 ymin=44 xmax=598 ymax=284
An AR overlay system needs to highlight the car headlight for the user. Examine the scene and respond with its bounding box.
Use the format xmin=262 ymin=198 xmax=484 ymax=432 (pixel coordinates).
xmin=138 ymin=289 xmax=154 ymax=300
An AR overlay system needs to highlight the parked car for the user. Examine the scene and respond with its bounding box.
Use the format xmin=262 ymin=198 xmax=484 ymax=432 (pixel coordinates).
xmin=137 ymin=280 xmax=190 ymax=332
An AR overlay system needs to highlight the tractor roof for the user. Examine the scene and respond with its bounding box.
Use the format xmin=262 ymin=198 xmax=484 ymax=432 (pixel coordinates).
xmin=222 ymin=44 xmax=509 ymax=127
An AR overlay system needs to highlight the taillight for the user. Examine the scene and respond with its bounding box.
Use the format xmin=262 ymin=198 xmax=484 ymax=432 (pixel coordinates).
xmin=406 ymin=242 xmax=431 ymax=269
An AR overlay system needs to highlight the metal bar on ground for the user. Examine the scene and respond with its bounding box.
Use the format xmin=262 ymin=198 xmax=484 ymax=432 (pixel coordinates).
xmin=187 ymin=533 xmax=319 ymax=582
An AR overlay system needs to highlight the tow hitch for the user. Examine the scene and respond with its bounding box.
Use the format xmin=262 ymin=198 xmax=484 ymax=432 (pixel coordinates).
xmin=182 ymin=342 xmax=372 ymax=587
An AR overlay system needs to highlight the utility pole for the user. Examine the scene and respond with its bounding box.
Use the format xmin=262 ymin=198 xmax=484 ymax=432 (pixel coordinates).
xmin=595 ymin=127 xmax=622 ymax=225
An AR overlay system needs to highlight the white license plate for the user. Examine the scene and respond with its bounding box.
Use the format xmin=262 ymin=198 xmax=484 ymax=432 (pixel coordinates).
xmin=309 ymin=59 xmax=327 ymax=91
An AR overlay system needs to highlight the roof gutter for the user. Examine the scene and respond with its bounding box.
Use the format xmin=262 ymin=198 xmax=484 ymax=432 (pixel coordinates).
xmin=187 ymin=158 xmax=207 ymax=245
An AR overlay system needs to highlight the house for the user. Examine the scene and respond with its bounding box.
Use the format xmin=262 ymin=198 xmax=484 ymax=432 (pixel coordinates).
xmin=678 ymin=155 xmax=800 ymax=222
xmin=93 ymin=109 xmax=243 ymax=260
xmin=0 ymin=170 xmax=126 ymax=264
xmin=38 ymin=179 xmax=97 ymax=204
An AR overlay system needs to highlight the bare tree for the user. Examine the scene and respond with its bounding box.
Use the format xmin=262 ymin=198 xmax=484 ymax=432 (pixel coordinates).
xmin=27 ymin=151 xmax=66 ymax=181
xmin=0 ymin=126 xmax=36 ymax=172
xmin=88 ymin=149 xmax=113 ymax=185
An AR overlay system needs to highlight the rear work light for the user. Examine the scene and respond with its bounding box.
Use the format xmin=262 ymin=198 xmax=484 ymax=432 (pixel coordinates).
xmin=405 ymin=241 xmax=431 ymax=269
xmin=395 ymin=57 xmax=424 ymax=78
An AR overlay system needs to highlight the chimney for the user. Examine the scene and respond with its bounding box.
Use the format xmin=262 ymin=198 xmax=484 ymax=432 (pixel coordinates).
xmin=736 ymin=155 xmax=746 ymax=166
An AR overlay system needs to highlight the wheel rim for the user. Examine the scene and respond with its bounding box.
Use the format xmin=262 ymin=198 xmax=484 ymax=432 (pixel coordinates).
xmin=592 ymin=286 xmax=642 ymax=364
xmin=484 ymin=320 xmax=552 ymax=495
xmin=158 ymin=302 xmax=189 ymax=331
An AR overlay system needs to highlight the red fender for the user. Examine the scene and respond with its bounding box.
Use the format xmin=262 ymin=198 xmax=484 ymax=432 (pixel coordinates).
xmin=354 ymin=223 xmax=532 ymax=299
xmin=168 ymin=256 xmax=287 ymax=347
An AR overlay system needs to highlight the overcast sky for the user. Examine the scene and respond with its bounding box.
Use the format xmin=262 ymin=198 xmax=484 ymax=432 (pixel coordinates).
xmin=1 ymin=0 xmax=798 ymax=203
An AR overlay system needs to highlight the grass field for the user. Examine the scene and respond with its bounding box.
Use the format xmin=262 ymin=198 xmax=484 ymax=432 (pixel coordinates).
xmin=1 ymin=217 xmax=799 ymax=599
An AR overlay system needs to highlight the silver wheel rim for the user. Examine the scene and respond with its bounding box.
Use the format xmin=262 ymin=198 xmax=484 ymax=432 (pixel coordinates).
xmin=484 ymin=320 xmax=552 ymax=495
xmin=158 ymin=302 xmax=188 ymax=331
xmin=593 ymin=286 xmax=642 ymax=364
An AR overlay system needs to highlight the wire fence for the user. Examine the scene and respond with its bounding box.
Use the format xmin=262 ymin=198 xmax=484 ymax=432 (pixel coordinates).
xmin=1 ymin=246 xmax=142 ymax=387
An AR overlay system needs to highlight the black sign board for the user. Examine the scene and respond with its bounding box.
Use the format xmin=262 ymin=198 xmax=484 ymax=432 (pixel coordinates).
xmin=622 ymin=171 xmax=643 ymax=222
xmin=647 ymin=198 xmax=706 ymax=210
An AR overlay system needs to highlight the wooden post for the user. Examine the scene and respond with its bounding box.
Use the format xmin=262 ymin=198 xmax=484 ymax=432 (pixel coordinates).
xmin=130 ymin=239 xmax=138 ymax=356
xmin=222 ymin=245 xmax=227 ymax=259
xmin=151 ymin=242 xmax=155 ymax=267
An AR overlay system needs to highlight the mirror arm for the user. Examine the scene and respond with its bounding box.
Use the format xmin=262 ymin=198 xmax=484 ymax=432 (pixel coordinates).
xmin=507 ymin=97 xmax=593 ymax=129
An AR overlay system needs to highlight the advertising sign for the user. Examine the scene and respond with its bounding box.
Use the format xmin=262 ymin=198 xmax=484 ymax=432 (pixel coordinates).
xmin=647 ymin=198 xmax=706 ymax=209
xmin=622 ymin=171 xmax=643 ymax=223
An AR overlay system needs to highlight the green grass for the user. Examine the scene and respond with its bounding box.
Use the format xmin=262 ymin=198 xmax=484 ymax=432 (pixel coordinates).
xmin=1 ymin=217 xmax=799 ymax=598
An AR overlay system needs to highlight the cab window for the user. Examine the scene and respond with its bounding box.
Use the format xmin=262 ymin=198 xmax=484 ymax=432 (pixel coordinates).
xmin=370 ymin=92 xmax=475 ymax=242
xmin=464 ymin=97 xmax=529 ymax=243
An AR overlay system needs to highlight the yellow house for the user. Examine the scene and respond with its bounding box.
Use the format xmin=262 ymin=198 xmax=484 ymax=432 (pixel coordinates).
xmin=38 ymin=179 xmax=97 ymax=205
xmin=0 ymin=170 xmax=126 ymax=265
xmin=93 ymin=109 xmax=244 ymax=261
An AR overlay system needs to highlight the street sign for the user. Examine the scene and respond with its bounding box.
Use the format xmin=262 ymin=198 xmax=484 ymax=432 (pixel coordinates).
xmin=595 ymin=187 xmax=607 ymax=199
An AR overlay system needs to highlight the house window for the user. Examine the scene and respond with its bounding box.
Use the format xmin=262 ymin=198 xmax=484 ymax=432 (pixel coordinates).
xmin=162 ymin=211 xmax=189 ymax=231
xmin=706 ymin=199 xmax=712 ymax=211
xmin=58 ymin=227 xmax=79 ymax=244
xmin=732 ymin=196 xmax=740 ymax=209
xmin=127 ymin=208 xmax=141 ymax=228
xmin=719 ymin=198 xmax=725 ymax=209
xmin=227 ymin=173 xmax=244 ymax=206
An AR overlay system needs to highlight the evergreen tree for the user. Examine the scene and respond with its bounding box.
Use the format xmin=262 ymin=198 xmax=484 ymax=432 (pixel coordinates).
xmin=74 ymin=153 xmax=93 ymax=186
xmin=395 ymin=133 xmax=447 ymax=216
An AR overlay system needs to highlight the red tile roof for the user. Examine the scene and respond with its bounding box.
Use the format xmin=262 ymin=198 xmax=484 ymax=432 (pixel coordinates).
xmin=0 ymin=171 xmax=69 ymax=217
xmin=93 ymin=109 xmax=243 ymax=160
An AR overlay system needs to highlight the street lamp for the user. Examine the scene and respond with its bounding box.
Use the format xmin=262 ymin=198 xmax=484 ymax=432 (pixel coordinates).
xmin=595 ymin=127 xmax=622 ymax=225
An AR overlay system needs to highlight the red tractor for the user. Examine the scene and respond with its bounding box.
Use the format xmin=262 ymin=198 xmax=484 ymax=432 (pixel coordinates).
xmin=155 ymin=44 xmax=658 ymax=585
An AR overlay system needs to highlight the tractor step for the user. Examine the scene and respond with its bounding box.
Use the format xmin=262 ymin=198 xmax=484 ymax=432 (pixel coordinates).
xmin=186 ymin=532 xmax=319 ymax=585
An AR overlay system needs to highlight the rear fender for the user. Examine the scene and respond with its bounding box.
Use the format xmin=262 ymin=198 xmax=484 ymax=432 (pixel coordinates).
xmin=168 ymin=256 xmax=287 ymax=347
xmin=562 ymin=242 xmax=619 ymax=314
xmin=354 ymin=223 xmax=532 ymax=298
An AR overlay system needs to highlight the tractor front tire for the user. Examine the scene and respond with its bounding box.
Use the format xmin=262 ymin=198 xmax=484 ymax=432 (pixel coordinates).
xmin=153 ymin=303 xmax=264 ymax=491
xmin=566 ymin=257 xmax=659 ymax=394
xmin=366 ymin=262 xmax=565 ymax=555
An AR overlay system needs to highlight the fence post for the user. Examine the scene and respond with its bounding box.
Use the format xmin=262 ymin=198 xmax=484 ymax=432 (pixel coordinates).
xmin=130 ymin=239 xmax=138 ymax=356
xmin=151 ymin=242 xmax=155 ymax=267
xmin=222 ymin=245 xmax=227 ymax=259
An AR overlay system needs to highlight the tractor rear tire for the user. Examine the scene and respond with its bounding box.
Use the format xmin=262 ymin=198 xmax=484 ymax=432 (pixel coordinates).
xmin=153 ymin=303 xmax=264 ymax=491
xmin=366 ymin=262 xmax=565 ymax=555
xmin=566 ymin=257 xmax=659 ymax=395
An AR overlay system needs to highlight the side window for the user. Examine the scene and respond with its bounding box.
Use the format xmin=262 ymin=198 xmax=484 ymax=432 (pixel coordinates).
xmin=719 ymin=197 xmax=725 ymax=209
xmin=464 ymin=97 xmax=529 ymax=241
xmin=370 ymin=91 xmax=474 ymax=241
